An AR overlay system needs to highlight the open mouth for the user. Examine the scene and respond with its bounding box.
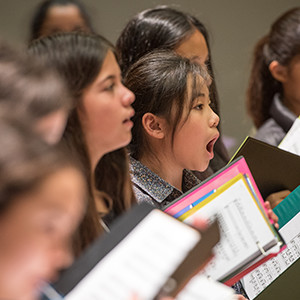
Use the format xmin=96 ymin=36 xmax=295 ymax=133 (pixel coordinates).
xmin=206 ymin=135 xmax=219 ymax=157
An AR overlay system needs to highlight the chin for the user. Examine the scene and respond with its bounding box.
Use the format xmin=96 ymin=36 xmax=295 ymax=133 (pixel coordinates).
xmin=194 ymin=161 xmax=210 ymax=173
xmin=119 ymin=135 xmax=132 ymax=149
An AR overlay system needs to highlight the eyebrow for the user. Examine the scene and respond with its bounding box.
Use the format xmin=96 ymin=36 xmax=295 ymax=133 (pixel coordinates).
xmin=190 ymin=55 xmax=210 ymax=63
xmin=194 ymin=92 xmax=205 ymax=98
xmin=94 ymin=75 xmax=116 ymax=89
xmin=99 ymin=75 xmax=116 ymax=85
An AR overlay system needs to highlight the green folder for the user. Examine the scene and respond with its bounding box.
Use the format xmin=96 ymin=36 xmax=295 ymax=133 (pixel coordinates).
xmin=273 ymin=185 xmax=300 ymax=228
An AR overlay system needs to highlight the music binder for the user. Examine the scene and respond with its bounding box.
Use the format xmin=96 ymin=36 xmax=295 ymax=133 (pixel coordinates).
xmin=51 ymin=202 xmax=221 ymax=300
xmin=164 ymin=157 xmax=285 ymax=286
xmin=230 ymin=136 xmax=300 ymax=199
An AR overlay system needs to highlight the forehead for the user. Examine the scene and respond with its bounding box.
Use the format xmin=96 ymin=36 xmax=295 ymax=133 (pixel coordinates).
xmin=45 ymin=4 xmax=86 ymax=24
xmin=93 ymin=50 xmax=121 ymax=83
xmin=11 ymin=168 xmax=85 ymax=215
xmin=183 ymin=74 xmax=209 ymax=106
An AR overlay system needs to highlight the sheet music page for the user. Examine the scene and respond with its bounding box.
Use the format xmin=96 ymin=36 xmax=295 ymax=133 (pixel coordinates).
xmin=241 ymin=212 xmax=300 ymax=299
xmin=184 ymin=177 xmax=276 ymax=281
xmin=65 ymin=210 xmax=200 ymax=300
xmin=176 ymin=274 xmax=235 ymax=300
xmin=279 ymin=117 xmax=300 ymax=155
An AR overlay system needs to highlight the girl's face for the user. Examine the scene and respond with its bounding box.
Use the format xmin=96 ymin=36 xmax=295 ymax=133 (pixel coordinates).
xmin=39 ymin=4 xmax=89 ymax=37
xmin=175 ymin=29 xmax=209 ymax=65
xmin=0 ymin=167 xmax=85 ymax=300
xmin=79 ymin=50 xmax=135 ymax=162
xmin=167 ymin=78 xmax=219 ymax=172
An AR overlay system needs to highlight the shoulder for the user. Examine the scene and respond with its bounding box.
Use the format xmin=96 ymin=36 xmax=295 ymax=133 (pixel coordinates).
xmin=131 ymin=183 xmax=160 ymax=208
xmin=129 ymin=156 xmax=173 ymax=208
xmin=254 ymin=119 xmax=285 ymax=146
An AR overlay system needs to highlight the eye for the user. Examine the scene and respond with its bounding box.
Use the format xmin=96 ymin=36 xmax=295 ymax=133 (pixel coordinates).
xmin=194 ymin=103 xmax=204 ymax=110
xmin=104 ymin=83 xmax=115 ymax=92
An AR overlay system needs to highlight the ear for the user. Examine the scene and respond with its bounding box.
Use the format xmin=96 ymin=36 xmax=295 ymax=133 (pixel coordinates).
xmin=269 ymin=60 xmax=288 ymax=83
xmin=142 ymin=112 xmax=166 ymax=140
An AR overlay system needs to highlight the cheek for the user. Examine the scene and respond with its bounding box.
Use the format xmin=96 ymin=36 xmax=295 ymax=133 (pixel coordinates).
xmin=0 ymin=232 xmax=47 ymax=291
xmin=85 ymin=100 xmax=121 ymax=131
xmin=173 ymin=120 xmax=209 ymax=168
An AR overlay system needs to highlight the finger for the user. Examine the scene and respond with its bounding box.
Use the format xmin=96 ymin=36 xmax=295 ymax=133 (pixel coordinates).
xmin=265 ymin=201 xmax=279 ymax=228
xmin=264 ymin=201 xmax=271 ymax=210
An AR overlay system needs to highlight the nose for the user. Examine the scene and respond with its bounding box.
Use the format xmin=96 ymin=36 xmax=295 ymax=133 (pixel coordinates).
xmin=209 ymin=108 xmax=219 ymax=128
xmin=121 ymin=84 xmax=135 ymax=106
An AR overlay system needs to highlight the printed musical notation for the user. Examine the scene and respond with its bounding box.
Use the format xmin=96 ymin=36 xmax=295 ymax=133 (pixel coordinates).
xmin=241 ymin=213 xmax=300 ymax=299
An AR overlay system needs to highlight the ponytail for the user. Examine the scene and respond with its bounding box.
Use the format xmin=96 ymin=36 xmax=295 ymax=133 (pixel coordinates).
xmin=246 ymin=35 xmax=282 ymax=128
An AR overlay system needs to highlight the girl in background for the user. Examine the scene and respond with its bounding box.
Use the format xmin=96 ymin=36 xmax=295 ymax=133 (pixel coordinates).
xmin=29 ymin=32 xmax=135 ymax=254
xmin=0 ymin=118 xmax=86 ymax=300
xmin=246 ymin=7 xmax=300 ymax=208
xmin=247 ymin=7 xmax=300 ymax=146
xmin=29 ymin=0 xmax=93 ymax=41
xmin=116 ymin=6 xmax=229 ymax=178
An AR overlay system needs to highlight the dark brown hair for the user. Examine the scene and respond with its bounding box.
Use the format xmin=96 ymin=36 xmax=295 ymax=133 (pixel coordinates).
xmin=247 ymin=7 xmax=300 ymax=128
xmin=95 ymin=147 xmax=136 ymax=224
xmin=124 ymin=50 xmax=211 ymax=159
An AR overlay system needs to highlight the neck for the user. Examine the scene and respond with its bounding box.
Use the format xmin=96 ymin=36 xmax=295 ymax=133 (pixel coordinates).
xmin=85 ymin=140 xmax=110 ymax=215
xmin=140 ymin=152 xmax=184 ymax=192
xmin=86 ymin=140 xmax=106 ymax=174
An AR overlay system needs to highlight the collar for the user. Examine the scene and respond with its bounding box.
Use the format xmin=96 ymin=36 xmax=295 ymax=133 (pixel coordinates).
xmin=270 ymin=94 xmax=297 ymax=132
xmin=129 ymin=156 xmax=200 ymax=203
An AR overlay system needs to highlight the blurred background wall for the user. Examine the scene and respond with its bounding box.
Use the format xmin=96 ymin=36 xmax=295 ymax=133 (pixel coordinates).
xmin=0 ymin=0 xmax=298 ymax=154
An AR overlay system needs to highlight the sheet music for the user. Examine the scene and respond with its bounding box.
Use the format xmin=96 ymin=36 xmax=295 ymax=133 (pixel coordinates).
xmin=184 ymin=177 xmax=277 ymax=281
xmin=176 ymin=274 xmax=235 ymax=300
xmin=279 ymin=117 xmax=300 ymax=155
xmin=241 ymin=212 xmax=300 ymax=299
xmin=65 ymin=210 xmax=200 ymax=300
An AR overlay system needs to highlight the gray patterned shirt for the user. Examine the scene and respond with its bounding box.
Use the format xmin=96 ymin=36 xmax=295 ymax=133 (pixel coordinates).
xmin=129 ymin=156 xmax=200 ymax=209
